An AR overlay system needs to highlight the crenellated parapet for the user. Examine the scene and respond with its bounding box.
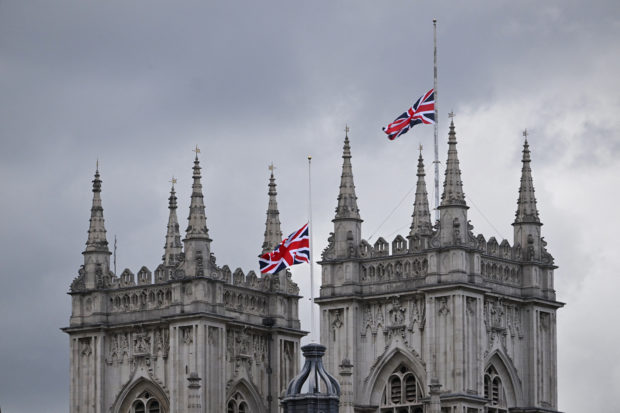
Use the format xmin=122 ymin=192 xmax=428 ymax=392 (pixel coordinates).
xmin=317 ymin=124 xmax=562 ymax=413
xmin=108 ymin=286 xmax=173 ymax=313
xmin=322 ymin=229 xmax=554 ymax=295
xmin=69 ymin=152 xmax=301 ymax=335
xmin=65 ymin=152 xmax=308 ymax=413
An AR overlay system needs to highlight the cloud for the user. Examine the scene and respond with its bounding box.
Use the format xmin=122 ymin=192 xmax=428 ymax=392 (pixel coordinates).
xmin=0 ymin=1 xmax=619 ymax=411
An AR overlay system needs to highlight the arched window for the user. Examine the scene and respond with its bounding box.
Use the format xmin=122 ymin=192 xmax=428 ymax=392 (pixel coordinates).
xmin=484 ymin=366 xmax=507 ymax=413
xmin=380 ymin=365 xmax=423 ymax=413
xmin=129 ymin=392 xmax=161 ymax=413
xmin=133 ymin=401 xmax=145 ymax=413
xmin=227 ymin=392 xmax=250 ymax=413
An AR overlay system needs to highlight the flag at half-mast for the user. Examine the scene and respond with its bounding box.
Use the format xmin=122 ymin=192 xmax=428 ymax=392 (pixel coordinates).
xmin=383 ymin=89 xmax=435 ymax=140
xmin=259 ymin=223 xmax=310 ymax=274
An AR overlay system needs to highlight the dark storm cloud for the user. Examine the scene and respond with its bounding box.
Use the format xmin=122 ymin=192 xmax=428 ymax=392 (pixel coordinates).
xmin=1 ymin=1 xmax=619 ymax=412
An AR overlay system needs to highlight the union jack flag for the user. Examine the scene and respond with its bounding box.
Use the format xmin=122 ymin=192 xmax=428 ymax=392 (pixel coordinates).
xmin=259 ymin=223 xmax=310 ymax=274
xmin=383 ymin=89 xmax=435 ymax=140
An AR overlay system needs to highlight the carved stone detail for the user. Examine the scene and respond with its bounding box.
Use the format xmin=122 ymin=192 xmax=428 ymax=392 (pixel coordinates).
xmin=480 ymin=259 xmax=520 ymax=286
xmin=227 ymin=328 xmax=268 ymax=375
xmin=223 ymin=288 xmax=268 ymax=315
xmin=181 ymin=326 xmax=193 ymax=345
xmin=109 ymin=287 xmax=172 ymax=313
xmin=361 ymin=256 xmax=428 ymax=283
xmin=437 ymin=297 xmax=450 ymax=317
xmin=322 ymin=232 xmax=335 ymax=260
xmin=361 ymin=296 xmax=425 ymax=340
xmin=106 ymin=327 xmax=169 ymax=365
xmin=133 ymin=329 xmax=151 ymax=355
xmin=79 ymin=337 xmax=92 ymax=357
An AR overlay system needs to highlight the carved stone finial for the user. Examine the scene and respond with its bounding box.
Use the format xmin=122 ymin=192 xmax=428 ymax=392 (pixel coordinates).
xmin=514 ymin=133 xmax=540 ymax=225
xmin=262 ymin=165 xmax=283 ymax=254
xmin=163 ymin=177 xmax=182 ymax=267
xmin=334 ymin=133 xmax=361 ymax=221
xmin=183 ymin=149 xmax=212 ymax=276
xmin=84 ymin=166 xmax=110 ymax=255
xmin=439 ymin=117 xmax=466 ymax=207
xmin=409 ymin=149 xmax=433 ymax=239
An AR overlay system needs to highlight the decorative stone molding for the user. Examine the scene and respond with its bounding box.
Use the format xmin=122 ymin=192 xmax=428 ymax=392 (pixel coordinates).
xmin=106 ymin=327 xmax=169 ymax=365
xmin=109 ymin=287 xmax=172 ymax=313
xmin=223 ymin=289 xmax=268 ymax=315
xmin=480 ymin=259 xmax=521 ymax=286
xmin=360 ymin=256 xmax=428 ymax=284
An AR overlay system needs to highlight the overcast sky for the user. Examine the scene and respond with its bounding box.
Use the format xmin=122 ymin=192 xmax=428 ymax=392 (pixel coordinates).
xmin=1 ymin=1 xmax=619 ymax=412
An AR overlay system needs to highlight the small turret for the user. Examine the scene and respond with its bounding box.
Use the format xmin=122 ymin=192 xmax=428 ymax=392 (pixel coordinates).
xmin=514 ymin=137 xmax=540 ymax=225
xmin=261 ymin=164 xmax=283 ymax=254
xmin=182 ymin=147 xmax=212 ymax=276
xmin=440 ymin=118 xmax=466 ymax=207
xmin=438 ymin=116 xmax=469 ymax=246
xmin=332 ymin=127 xmax=362 ymax=258
xmin=82 ymin=163 xmax=112 ymax=289
xmin=408 ymin=147 xmax=433 ymax=249
xmin=163 ymin=178 xmax=183 ymax=268
xmin=513 ymin=132 xmax=542 ymax=260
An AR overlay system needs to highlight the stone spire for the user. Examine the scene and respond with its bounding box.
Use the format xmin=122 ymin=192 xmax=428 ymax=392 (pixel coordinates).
xmin=84 ymin=164 xmax=110 ymax=254
xmin=514 ymin=136 xmax=540 ymax=225
xmin=330 ymin=127 xmax=362 ymax=260
xmin=437 ymin=116 xmax=469 ymax=247
xmin=409 ymin=148 xmax=433 ymax=238
xmin=183 ymin=147 xmax=212 ymax=277
xmin=185 ymin=148 xmax=211 ymax=241
xmin=163 ymin=178 xmax=183 ymax=267
xmin=334 ymin=129 xmax=361 ymax=222
xmin=513 ymin=131 xmax=543 ymax=262
xmin=82 ymin=163 xmax=111 ymax=290
xmin=440 ymin=118 xmax=466 ymax=207
xmin=261 ymin=165 xmax=283 ymax=254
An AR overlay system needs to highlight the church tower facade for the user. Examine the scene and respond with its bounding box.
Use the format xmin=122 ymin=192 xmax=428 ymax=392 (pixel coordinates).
xmin=317 ymin=125 xmax=562 ymax=413
xmin=64 ymin=155 xmax=304 ymax=413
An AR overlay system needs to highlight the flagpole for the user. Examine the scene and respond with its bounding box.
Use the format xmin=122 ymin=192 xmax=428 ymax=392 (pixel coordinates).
xmin=307 ymin=155 xmax=316 ymax=342
xmin=433 ymin=18 xmax=440 ymax=223
xmin=114 ymin=234 xmax=117 ymax=275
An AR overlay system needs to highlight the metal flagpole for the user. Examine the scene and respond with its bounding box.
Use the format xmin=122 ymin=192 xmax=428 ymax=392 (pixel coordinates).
xmin=307 ymin=155 xmax=316 ymax=342
xmin=433 ymin=18 xmax=440 ymax=223
xmin=114 ymin=235 xmax=117 ymax=275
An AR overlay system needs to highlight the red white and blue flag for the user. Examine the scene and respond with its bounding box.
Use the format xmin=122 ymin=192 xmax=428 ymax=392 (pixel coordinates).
xmin=383 ymin=89 xmax=435 ymax=140
xmin=259 ymin=223 xmax=310 ymax=274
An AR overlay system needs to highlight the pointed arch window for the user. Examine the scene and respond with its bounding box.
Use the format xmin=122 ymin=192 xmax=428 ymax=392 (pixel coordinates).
xmin=129 ymin=392 xmax=161 ymax=413
xmin=227 ymin=392 xmax=250 ymax=413
xmin=484 ymin=366 xmax=507 ymax=413
xmin=380 ymin=365 xmax=423 ymax=413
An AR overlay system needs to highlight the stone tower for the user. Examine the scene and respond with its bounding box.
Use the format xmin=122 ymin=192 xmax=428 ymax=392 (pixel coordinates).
xmin=64 ymin=156 xmax=304 ymax=413
xmin=317 ymin=125 xmax=562 ymax=413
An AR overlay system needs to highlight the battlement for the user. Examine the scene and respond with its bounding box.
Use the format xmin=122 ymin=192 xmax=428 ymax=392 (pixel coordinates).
xmin=71 ymin=262 xmax=300 ymax=296
xmin=68 ymin=268 xmax=301 ymax=331
xmin=319 ymin=228 xmax=556 ymax=301
xmin=71 ymin=152 xmax=302 ymax=335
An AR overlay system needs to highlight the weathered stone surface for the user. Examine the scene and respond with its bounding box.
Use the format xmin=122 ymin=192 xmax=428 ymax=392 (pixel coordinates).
xmin=318 ymin=128 xmax=562 ymax=413
xmin=64 ymin=155 xmax=303 ymax=413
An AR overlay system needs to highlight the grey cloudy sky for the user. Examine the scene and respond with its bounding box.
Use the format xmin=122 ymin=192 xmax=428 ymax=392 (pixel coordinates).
xmin=1 ymin=1 xmax=619 ymax=411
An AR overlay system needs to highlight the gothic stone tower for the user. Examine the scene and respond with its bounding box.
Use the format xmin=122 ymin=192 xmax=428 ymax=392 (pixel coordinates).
xmin=63 ymin=154 xmax=304 ymax=413
xmin=317 ymin=124 xmax=562 ymax=413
